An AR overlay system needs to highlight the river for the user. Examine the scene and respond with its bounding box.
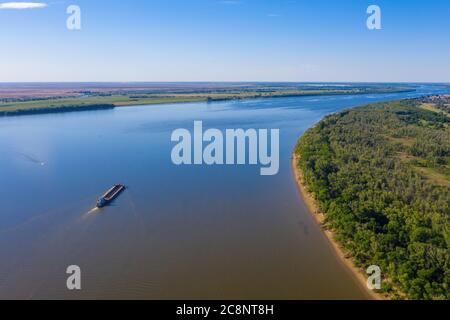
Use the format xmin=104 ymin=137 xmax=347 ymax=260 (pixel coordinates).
xmin=0 ymin=84 xmax=448 ymax=299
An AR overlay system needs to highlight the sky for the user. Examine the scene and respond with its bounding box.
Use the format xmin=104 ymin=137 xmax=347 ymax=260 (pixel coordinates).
xmin=0 ymin=0 xmax=449 ymax=82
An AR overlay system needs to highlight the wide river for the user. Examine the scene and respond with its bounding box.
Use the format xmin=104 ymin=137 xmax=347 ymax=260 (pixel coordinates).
xmin=0 ymin=84 xmax=448 ymax=299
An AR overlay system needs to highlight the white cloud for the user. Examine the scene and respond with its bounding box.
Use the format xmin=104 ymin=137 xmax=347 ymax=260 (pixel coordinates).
xmin=0 ymin=2 xmax=47 ymax=9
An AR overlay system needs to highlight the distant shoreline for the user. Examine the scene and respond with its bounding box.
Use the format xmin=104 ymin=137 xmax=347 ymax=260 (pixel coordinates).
xmin=291 ymin=153 xmax=384 ymax=300
xmin=0 ymin=104 xmax=115 ymax=117
xmin=0 ymin=88 xmax=416 ymax=117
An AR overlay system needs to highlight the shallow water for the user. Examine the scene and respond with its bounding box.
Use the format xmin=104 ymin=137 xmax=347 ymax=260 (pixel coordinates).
xmin=0 ymin=84 xmax=447 ymax=299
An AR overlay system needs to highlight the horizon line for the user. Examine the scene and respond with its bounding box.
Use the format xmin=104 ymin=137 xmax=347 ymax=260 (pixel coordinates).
xmin=0 ymin=81 xmax=449 ymax=84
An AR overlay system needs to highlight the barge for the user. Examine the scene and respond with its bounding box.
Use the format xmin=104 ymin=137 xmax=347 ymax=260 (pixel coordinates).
xmin=96 ymin=184 xmax=126 ymax=208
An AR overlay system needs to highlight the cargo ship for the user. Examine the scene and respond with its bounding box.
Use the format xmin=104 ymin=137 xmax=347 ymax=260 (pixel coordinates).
xmin=96 ymin=184 xmax=126 ymax=208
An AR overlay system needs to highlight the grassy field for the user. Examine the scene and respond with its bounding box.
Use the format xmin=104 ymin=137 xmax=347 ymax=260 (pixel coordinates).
xmin=419 ymin=103 xmax=450 ymax=117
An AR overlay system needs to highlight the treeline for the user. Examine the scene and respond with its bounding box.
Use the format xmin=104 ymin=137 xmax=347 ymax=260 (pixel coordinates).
xmin=0 ymin=95 xmax=79 ymax=103
xmin=0 ymin=104 xmax=115 ymax=117
xmin=295 ymin=98 xmax=449 ymax=299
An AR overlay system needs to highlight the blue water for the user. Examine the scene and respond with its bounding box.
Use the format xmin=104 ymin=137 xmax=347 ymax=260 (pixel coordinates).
xmin=0 ymin=84 xmax=447 ymax=299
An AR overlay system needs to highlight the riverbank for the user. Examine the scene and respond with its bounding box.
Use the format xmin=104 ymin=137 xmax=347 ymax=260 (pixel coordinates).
xmin=0 ymin=85 xmax=415 ymax=117
xmin=0 ymin=103 xmax=115 ymax=117
xmin=291 ymin=153 xmax=384 ymax=300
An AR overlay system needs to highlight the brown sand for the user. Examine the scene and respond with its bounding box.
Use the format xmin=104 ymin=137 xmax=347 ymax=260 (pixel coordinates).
xmin=291 ymin=153 xmax=384 ymax=300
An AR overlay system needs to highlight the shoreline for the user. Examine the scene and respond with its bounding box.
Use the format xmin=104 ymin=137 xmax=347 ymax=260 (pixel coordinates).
xmin=0 ymin=103 xmax=115 ymax=117
xmin=0 ymin=88 xmax=416 ymax=118
xmin=291 ymin=153 xmax=384 ymax=300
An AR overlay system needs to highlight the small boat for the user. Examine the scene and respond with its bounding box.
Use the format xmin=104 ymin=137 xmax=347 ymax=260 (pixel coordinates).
xmin=96 ymin=184 xmax=126 ymax=208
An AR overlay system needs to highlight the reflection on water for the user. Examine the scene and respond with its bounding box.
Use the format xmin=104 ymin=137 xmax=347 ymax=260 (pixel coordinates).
xmin=0 ymin=84 xmax=448 ymax=299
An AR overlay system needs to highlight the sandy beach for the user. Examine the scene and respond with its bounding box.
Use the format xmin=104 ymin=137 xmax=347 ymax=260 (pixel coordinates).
xmin=291 ymin=153 xmax=384 ymax=300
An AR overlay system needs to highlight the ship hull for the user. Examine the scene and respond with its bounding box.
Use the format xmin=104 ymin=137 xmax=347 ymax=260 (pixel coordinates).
xmin=96 ymin=184 xmax=126 ymax=208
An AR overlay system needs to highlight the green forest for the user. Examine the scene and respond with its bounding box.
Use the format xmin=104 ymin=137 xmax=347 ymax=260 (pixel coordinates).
xmin=295 ymin=96 xmax=449 ymax=299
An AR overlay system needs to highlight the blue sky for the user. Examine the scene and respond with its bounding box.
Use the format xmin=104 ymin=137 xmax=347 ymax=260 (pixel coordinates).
xmin=0 ymin=0 xmax=449 ymax=82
